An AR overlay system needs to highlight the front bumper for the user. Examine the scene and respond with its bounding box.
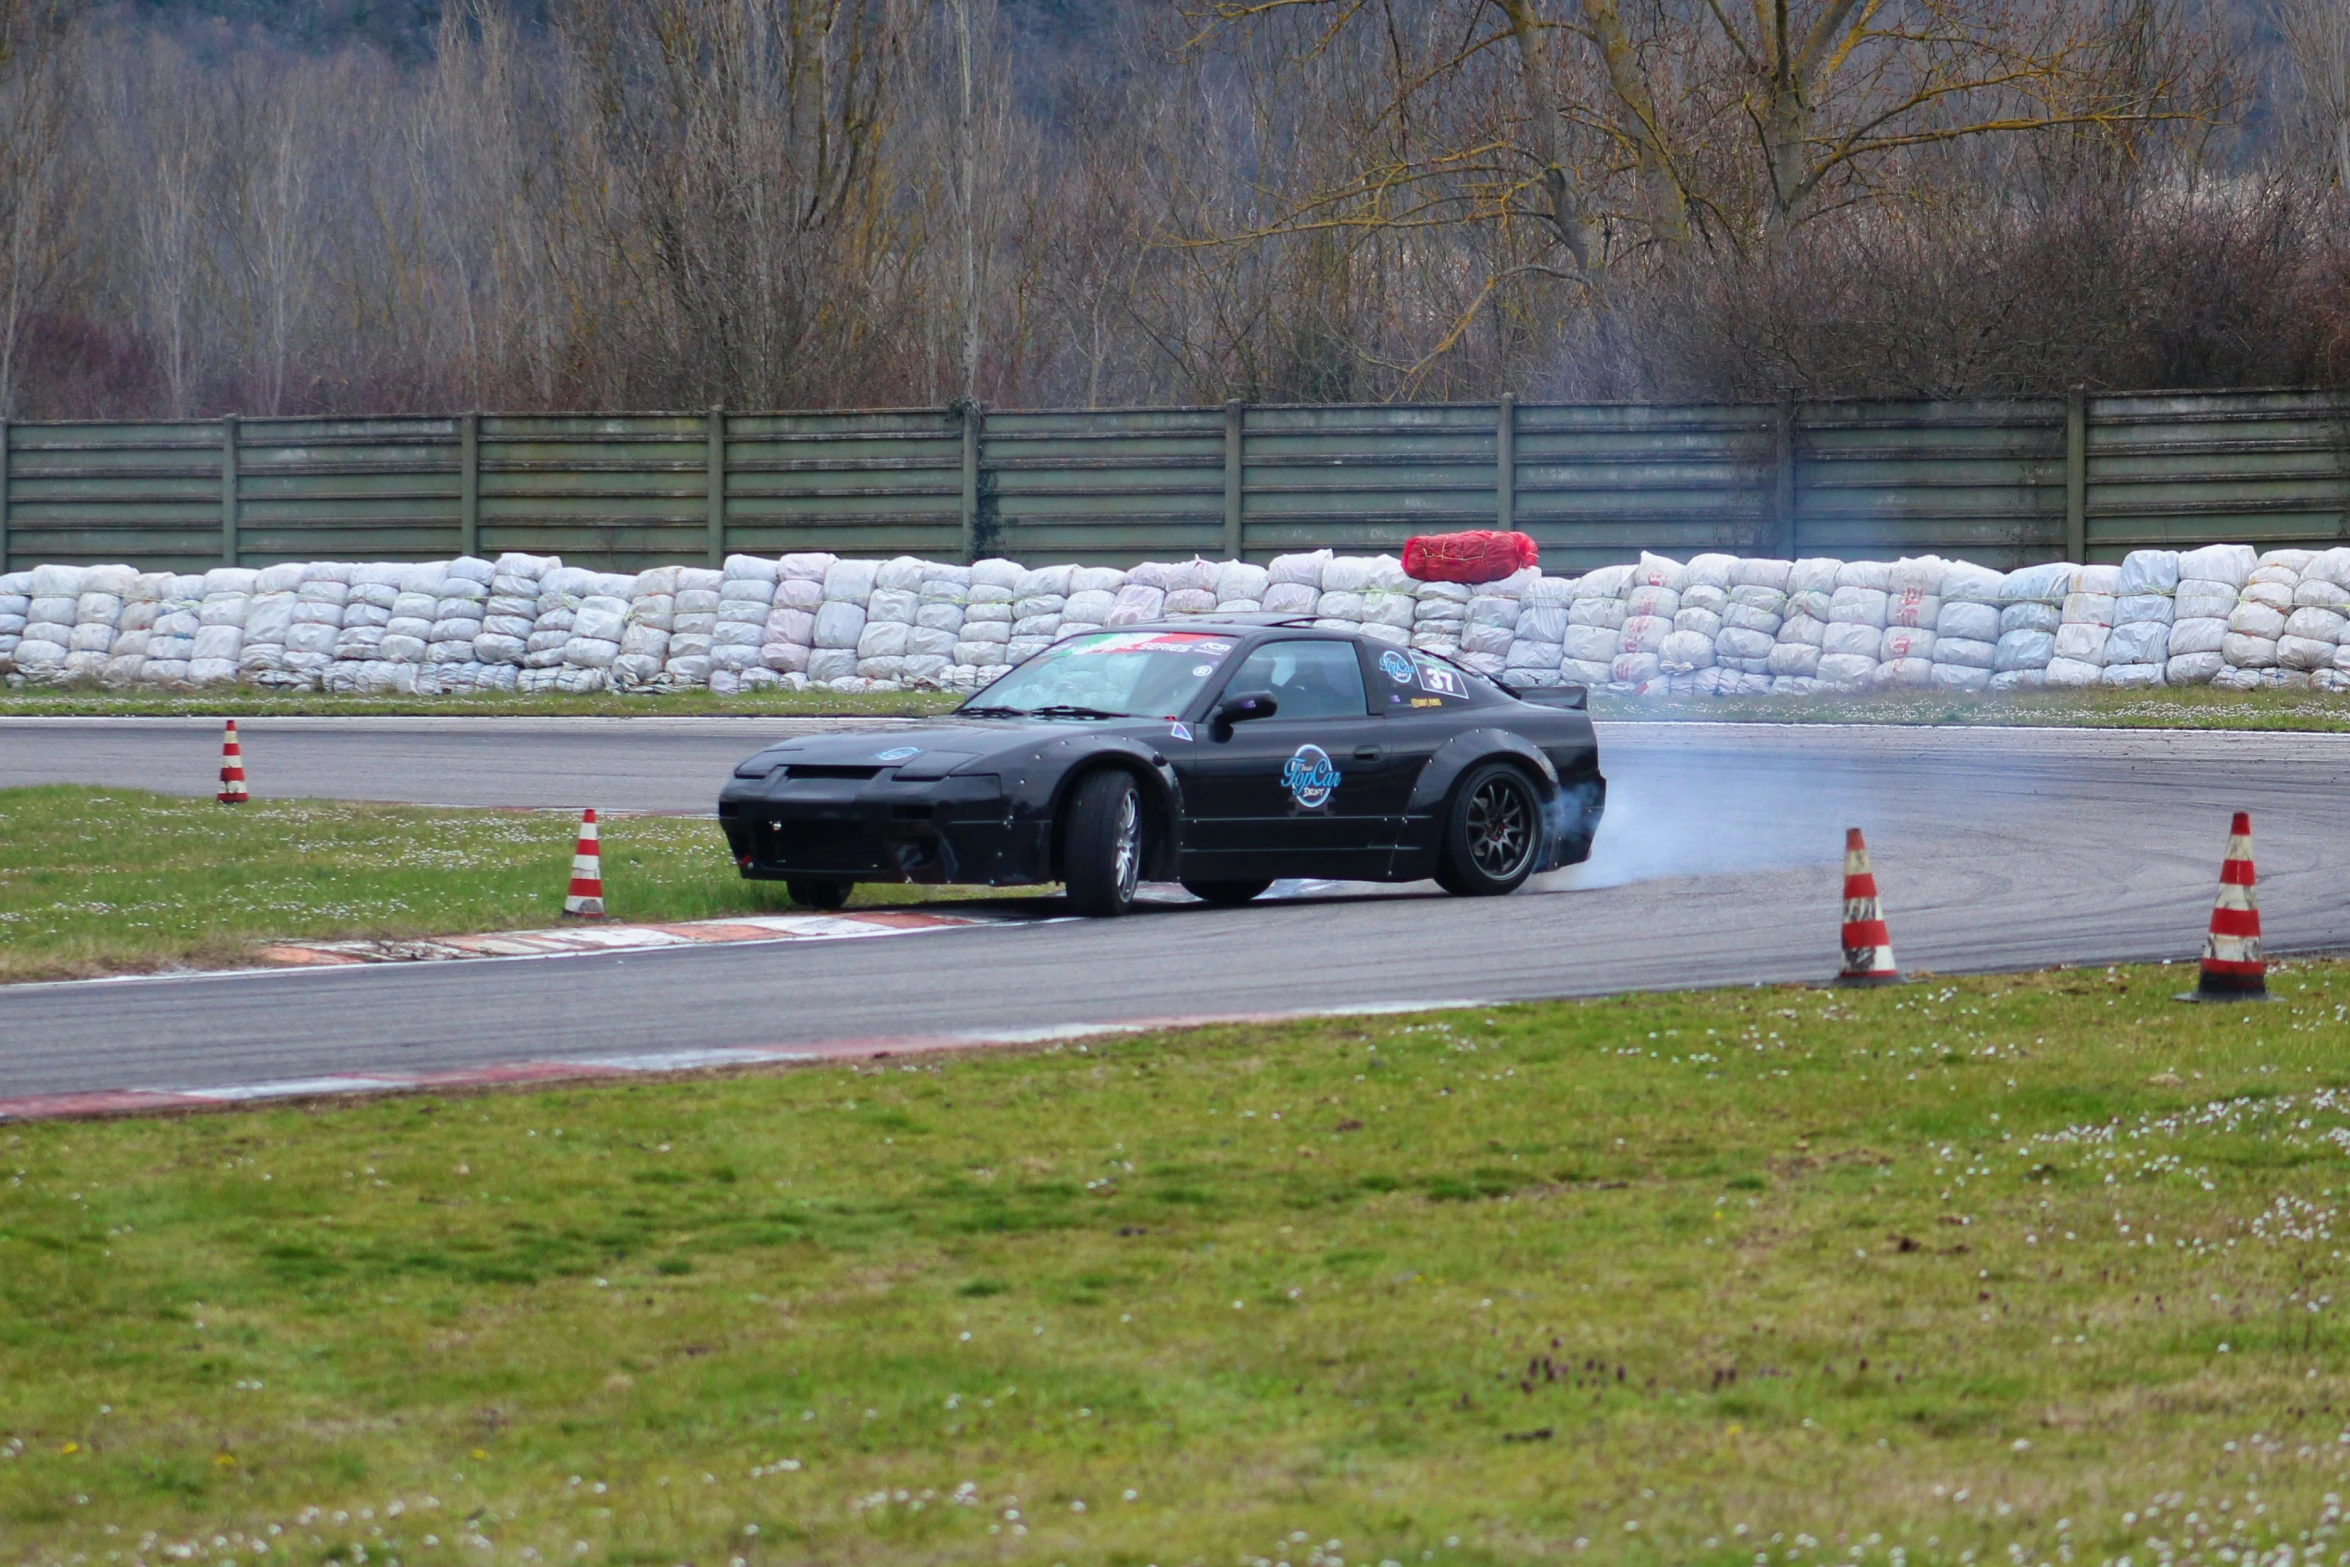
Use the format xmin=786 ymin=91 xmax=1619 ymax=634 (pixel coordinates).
xmin=717 ymin=772 xmax=1050 ymax=885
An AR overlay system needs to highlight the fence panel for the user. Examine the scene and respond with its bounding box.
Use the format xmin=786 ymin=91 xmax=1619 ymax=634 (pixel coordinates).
xmin=1797 ymin=399 xmax=2068 ymax=569
xmin=2085 ymin=391 xmax=2350 ymax=557
xmin=2 ymin=390 xmax=2347 ymax=573
xmin=1512 ymin=402 xmax=1776 ymax=569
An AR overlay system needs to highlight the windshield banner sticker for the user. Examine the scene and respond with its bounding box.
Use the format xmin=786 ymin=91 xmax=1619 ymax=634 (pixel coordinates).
xmin=1281 ymin=744 xmax=1341 ymax=810
xmin=873 ymin=746 xmax=921 ymax=762
xmin=1414 ymin=657 xmax=1467 ymax=698
xmin=1378 ymin=649 xmax=1414 ymax=684
xmin=1064 ymin=631 xmax=1235 ymax=658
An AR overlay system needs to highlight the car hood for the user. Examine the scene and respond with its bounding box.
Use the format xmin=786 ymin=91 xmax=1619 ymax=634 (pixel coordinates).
xmin=734 ymin=717 xmax=1175 ymax=777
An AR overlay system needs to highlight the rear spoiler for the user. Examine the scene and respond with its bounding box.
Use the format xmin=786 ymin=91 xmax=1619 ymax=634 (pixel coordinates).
xmin=1497 ymin=679 xmax=1588 ymax=711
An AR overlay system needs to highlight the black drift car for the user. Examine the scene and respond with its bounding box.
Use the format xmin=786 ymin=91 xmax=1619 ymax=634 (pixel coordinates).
xmin=717 ymin=619 xmax=1607 ymax=917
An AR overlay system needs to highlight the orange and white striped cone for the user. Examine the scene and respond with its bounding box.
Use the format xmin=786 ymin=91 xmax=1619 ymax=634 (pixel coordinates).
xmin=1837 ymin=827 xmax=1901 ymax=986
xmin=2179 ymin=811 xmax=2268 ymax=1002
xmin=216 ymin=719 xmax=249 ymax=804
xmin=562 ymin=808 xmax=605 ymax=919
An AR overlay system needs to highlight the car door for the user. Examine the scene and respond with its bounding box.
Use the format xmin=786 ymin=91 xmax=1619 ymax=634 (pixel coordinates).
xmin=1180 ymin=637 xmax=1389 ymax=879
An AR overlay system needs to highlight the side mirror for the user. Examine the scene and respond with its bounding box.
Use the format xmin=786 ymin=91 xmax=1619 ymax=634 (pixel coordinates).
xmin=1211 ymin=689 xmax=1279 ymax=738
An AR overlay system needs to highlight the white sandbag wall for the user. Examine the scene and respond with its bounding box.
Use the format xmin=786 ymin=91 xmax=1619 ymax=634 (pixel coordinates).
xmin=10 ymin=544 xmax=2350 ymax=697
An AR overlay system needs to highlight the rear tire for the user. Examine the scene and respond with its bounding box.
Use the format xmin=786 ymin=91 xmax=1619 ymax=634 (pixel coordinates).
xmin=1063 ymin=770 xmax=1145 ymax=917
xmin=1181 ymin=877 xmax=1272 ymax=907
xmin=787 ymin=876 xmax=853 ymax=911
xmin=1434 ymin=761 xmax=1542 ymax=897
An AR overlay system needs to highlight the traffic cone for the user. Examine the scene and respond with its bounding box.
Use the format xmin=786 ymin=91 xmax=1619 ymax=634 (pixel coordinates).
xmin=563 ymin=808 xmax=605 ymax=919
xmin=2179 ymin=811 xmax=2268 ymax=1002
xmin=1837 ymin=827 xmax=1901 ymax=986
xmin=216 ymin=719 xmax=249 ymax=804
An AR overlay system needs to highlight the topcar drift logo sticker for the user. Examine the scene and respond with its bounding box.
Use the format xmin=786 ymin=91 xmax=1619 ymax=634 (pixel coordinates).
xmin=1378 ymin=649 xmax=1414 ymax=684
xmin=1281 ymin=744 xmax=1341 ymax=809
xmin=873 ymin=746 xmax=922 ymax=763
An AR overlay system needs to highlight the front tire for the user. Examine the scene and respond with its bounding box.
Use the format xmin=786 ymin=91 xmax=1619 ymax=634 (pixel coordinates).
xmin=787 ymin=876 xmax=853 ymax=911
xmin=1063 ymin=769 xmax=1145 ymax=917
xmin=1434 ymin=761 xmax=1542 ymax=897
xmin=1181 ymin=877 xmax=1272 ymax=907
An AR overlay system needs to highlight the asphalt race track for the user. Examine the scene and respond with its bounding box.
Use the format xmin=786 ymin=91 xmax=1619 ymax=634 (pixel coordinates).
xmin=4 ymin=716 xmax=2347 ymax=1101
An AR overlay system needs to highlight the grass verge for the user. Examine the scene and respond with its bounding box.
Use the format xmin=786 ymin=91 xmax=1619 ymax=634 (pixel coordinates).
xmin=0 ymin=787 xmax=1019 ymax=983
xmin=4 ymin=960 xmax=2349 ymax=1564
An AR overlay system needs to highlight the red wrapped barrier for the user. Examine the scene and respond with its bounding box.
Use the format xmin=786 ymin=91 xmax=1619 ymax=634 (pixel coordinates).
xmin=1401 ymin=530 xmax=1539 ymax=585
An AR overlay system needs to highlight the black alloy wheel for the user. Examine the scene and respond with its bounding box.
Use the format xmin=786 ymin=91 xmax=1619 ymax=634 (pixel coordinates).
xmin=1063 ymin=769 xmax=1145 ymax=917
xmin=1435 ymin=761 xmax=1542 ymax=897
xmin=1180 ymin=877 xmax=1273 ymax=907
xmin=786 ymin=876 xmax=853 ymax=911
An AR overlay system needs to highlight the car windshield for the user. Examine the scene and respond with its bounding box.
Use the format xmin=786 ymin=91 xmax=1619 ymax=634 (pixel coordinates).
xmin=960 ymin=630 xmax=1240 ymax=719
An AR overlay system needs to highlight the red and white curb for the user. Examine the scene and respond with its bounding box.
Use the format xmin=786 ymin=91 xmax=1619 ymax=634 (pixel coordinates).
xmin=0 ymin=999 xmax=1481 ymax=1124
xmin=250 ymin=905 xmax=1038 ymax=968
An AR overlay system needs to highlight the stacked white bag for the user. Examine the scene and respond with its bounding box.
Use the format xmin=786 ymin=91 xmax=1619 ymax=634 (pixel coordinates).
xmin=476 ymin=553 xmax=553 ymax=670
xmin=2167 ymin=543 xmax=2252 ymax=686
xmin=1818 ymin=560 xmax=1894 ymax=690
xmin=188 ymin=567 xmax=260 ymax=686
xmin=138 ymin=575 xmax=203 ymax=686
xmin=1345 ymin=556 xmax=1417 ymax=648
xmin=385 ymin=561 xmax=443 ymax=672
xmin=1060 ymin=565 xmax=1125 ymax=639
xmin=2045 ymin=563 xmax=2121 ymax=688
xmin=853 ymin=556 xmax=927 ymax=686
xmin=1215 ymin=560 xmax=1269 ymax=616
xmin=1930 ymin=561 xmax=2004 ymax=691
xmin=1260 ymin=552 xmax=1326 ymax=618
xmin=2286 ymin=548 xmax=2350 ymax=692
xmin=1609 ymin=553 xmax=1681 ymax=686
xmin=1991 ymin=561 xmax=2071 ymax=690
xmin=106 ymin=570 xmax=170 ymax=687
xmin=2217 ymin=549 xmax=2310 ymax=690
xmin=1007 ymin=563 xmax=1070 ymax=665
xmin=428 ymin=557 xmax=493 ymax=667
xmin=62 ymin=563 xmax=132 ymax=682
xmin=609 ymin=565 xmax=675 ymax=692
xmin=230 ymin=563 xmax=296 ymax=687
xmin=2102 ymin=550 xmax=2179 ymax=687
xmin=758 ymin=553 xmax=832 ymax=681
xmin=1657 ymin=553 xmax=1732 ymax=677
xmin=809 ymin=557 xmax=876 ymax=684
xmin=1560 ymin=564 xmax=1631 ymax=684
xmin=1767 ymin=558 xmax=1836 ymax=687
xmin=708 ymin=555 xmax=779 ymax=695
xmin=341 ymin=563 xmax=413 ymax=690
xmin=1458 ymin=566 xmax=1534 ymax=678
xmin=1871 ymin=557 xmax=1943 ymax=689
xmin=660 ymin=565 xmax=725 ymax=689
xmin=903 ymin=560 xmax=970 ymax=686
xmin=1411 ymin=578 xmax=1472 ymax=655
xmin=558 ymin=569 xmax=632 ymax=691
xmin=1506 ymin=572 xmax=1569 ymax=679
xmin=524 ymin=565 xmax=591 ymax=669
xmin=0 ymin=570 xmax=29 ymax=667
xmin=1715 ymin=558 xmax=1790 ymax=676
xmin=15 ymin=563 xmax=83 ymax=679
xmin=956 ymin=558 xmax=1023 ymax=677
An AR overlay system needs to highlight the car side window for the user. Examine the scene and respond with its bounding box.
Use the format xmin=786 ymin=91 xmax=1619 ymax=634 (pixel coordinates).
xmin=1223 ymin=639 xmax=1369 ymax=720
xmin=1365 ymin=644 xmax=1479 ymax=712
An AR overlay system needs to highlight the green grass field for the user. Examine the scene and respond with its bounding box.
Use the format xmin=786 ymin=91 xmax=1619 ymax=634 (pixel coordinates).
xmin=0 ymin=787 xmax=1012 ymax=983
xmin=3 ymin=961 xmax=2347 ymax=1566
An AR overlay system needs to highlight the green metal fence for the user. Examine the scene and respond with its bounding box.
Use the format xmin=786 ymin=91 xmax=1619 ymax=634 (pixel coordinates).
xmin=2 ymin=389 xmax=2345 ymax=573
